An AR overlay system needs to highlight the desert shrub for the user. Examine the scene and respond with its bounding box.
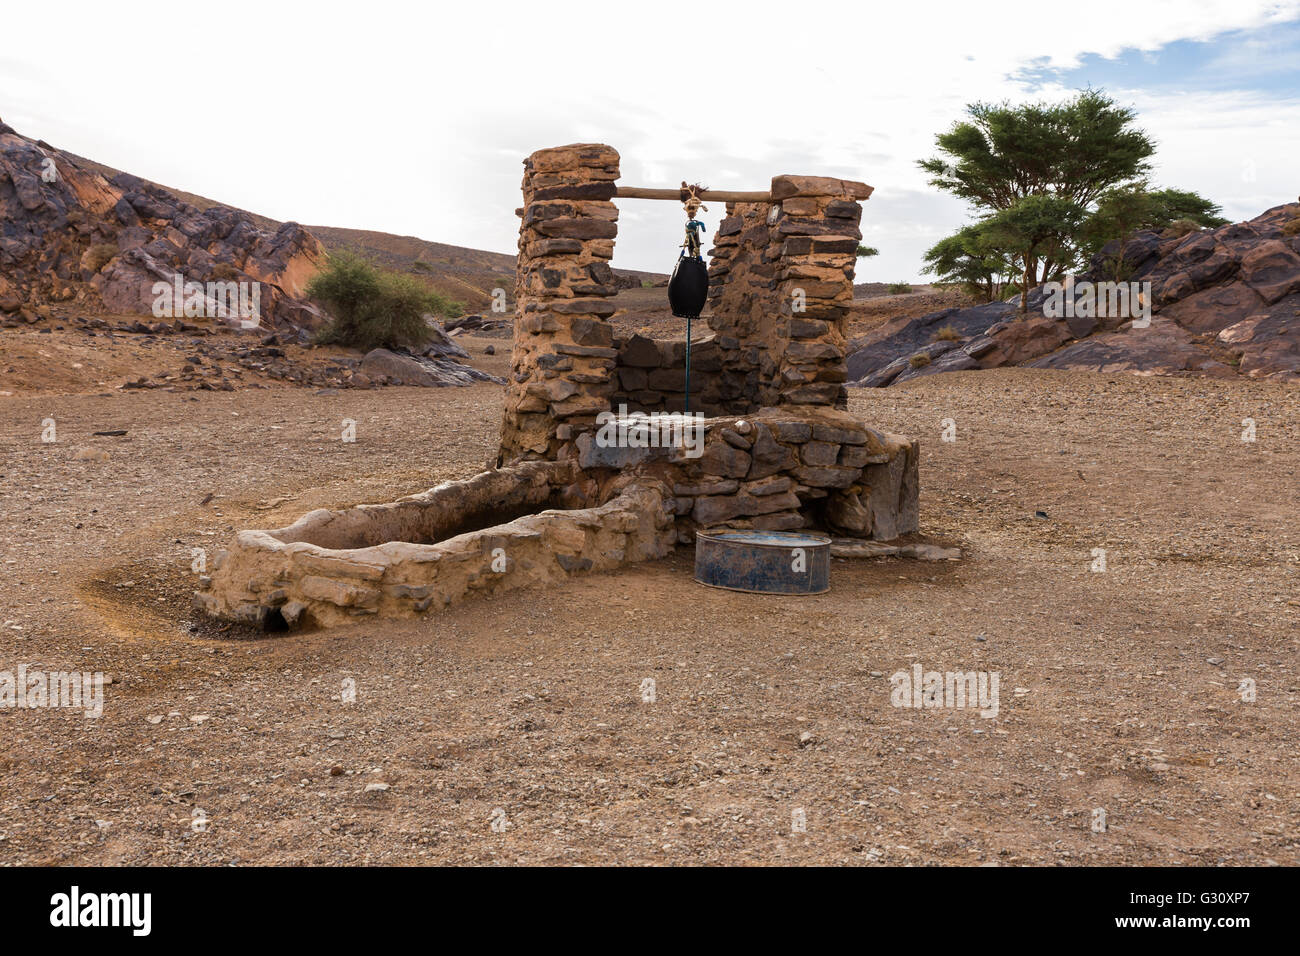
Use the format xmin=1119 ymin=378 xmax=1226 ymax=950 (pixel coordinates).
xmin=932 ymin=324 xmax=962 ymax=342
xmin=1282 ymin=217 xmax=1300 ymax=237
xmin=888 ymin=281 xmax=913 ymax=294
xmin=308 ymin=253 xmax=462 ymax=351
xmin=908 ymin=352 xmax=932 ymax=368
xmin=209 ymin=262 xmax=240 ymax=281
xmin=84 ymin=242 xmax=118 ymax=273
xmin=1162 ymin=218 xmax=1202 ymax=238
xmin=641 ymin=278 xmax=655 ymax=288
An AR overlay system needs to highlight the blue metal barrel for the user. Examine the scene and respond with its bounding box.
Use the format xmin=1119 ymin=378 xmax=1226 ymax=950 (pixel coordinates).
xmin=694 ymin=530 xmax=831 ymax=594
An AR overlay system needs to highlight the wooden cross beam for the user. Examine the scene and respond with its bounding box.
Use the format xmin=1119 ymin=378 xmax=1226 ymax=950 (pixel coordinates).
xmin=614 ymin=186 xmax=772 ymax=203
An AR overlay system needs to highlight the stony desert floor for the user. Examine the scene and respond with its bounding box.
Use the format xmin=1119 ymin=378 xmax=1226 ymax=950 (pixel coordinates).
xmin=0 ymin=338 xmax=1296 ymax=865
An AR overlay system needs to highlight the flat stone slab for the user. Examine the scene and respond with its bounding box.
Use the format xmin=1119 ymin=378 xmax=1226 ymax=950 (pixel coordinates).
xmin=830 ymin=538 xmax=961 ymax=560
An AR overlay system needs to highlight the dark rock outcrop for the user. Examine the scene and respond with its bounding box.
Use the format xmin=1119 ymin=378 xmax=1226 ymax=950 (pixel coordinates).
xmin=360 ymin=348 xmax=504 ymax=387
xmin=847 ymin=202 xmax=1300 ymax=385
xmin=0 ymin=119 xmax=326 ymax=329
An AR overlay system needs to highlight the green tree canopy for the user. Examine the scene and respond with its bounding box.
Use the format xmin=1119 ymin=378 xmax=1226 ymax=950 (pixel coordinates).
xmin=1146 ymin=188 xmax=1229 ymax=228
xmin=919 ymin=89 xmax=1225 ymax=308
xmin=981 ymin=195 xmax=1088 ymax=308
xmin=921 ymin=223 xmax=1017 ymax=301
xmin=919 ymin=90 xmax=1155 ymax=212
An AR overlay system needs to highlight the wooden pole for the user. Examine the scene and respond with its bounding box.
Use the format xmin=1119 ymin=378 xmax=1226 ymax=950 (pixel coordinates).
xmin=615 ymin=186 xmax=771 ymax=202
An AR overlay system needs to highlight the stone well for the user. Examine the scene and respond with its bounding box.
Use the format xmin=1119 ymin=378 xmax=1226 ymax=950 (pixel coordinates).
xmin=196 ymin=144 xmax=920 ymax=630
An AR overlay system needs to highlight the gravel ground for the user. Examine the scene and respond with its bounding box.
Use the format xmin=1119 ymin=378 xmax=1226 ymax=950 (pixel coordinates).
xmin=0 ymin=362 xmax=1296 ymax=865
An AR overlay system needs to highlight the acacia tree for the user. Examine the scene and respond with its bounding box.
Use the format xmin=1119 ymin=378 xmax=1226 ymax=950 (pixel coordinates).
xmin=919 ymin=90 xmax=1155 ymax=213
xmin=981 ymin=195 xmax=1087 ymax=311
xmin=921 ymin=223 xmax=1017 ymax=301
xmin=919 ymin=90 xmax=1157 ymax=306
xmin=1145 ymin=188 xmax=1229 ymax=228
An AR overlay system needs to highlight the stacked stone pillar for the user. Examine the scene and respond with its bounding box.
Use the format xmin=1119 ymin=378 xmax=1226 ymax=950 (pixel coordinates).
xmin=706 ymin=201 xmax=782 ymax=409
xmin=498 ymin=144 xmax=622 ymax=464
xmin=769 ymin=175 xmax=873 ymax=408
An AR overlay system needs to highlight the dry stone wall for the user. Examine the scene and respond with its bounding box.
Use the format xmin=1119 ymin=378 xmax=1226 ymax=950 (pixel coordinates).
xmin=606 ymin=178 xmax=871 ymax=419
xmin=703 ymin=177 xmax=871 ymax=410
xmin=197 ymin=407 xmax=918 ymax=631
xmin=768 ymin=175 xmax=871 ymax=408
xmin=568 ymin=406 xmax=919 ymax=543
xmin=609 ymin=331 xmax=728 ymax=417
xmin=499 ymin=144 xmax=622 ymax=463
xmin=705 ymin=200 xmax=783 ymax=408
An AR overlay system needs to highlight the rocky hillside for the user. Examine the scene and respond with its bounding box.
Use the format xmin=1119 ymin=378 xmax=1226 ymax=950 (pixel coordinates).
xmin=0 ymin=119 xmax=326 ymax=328
xmin=848 ymin=203 xmax=1300 ymax=386
xmin=3 ymin=126 xmax=666 ymax=320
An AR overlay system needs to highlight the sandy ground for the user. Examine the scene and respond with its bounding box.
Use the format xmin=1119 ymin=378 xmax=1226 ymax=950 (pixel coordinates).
xmin=0 ymin=330 xmax=1296 ymax=864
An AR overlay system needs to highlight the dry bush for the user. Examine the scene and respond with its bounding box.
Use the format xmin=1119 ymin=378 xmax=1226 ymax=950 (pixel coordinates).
xmin=1162 ymin=219 xmax=1202 ymax=239
xmin=83 ymin=242 xmax=118 ymax=273
xmin=309 ymin=253 xmax=462 ymax=352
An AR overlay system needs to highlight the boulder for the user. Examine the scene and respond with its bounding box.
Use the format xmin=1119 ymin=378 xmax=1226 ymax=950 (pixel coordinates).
xmin=979 ymin=314 xmax=1074 ymax=367
xmin=892 ymin=346 xmax=979 ymax=383
xmin=1238 ymin=240 xmax=1300 ymax=304
xmin=360 ymin=348 xmax=503 ymax=387
xmin=421 ymin=319 xmax=470 ymax=359
xmin=1029 ymin=317 xmax=1222 ymax=376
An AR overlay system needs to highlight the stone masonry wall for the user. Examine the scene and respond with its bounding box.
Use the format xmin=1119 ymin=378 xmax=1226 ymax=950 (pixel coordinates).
xmin=606 ymin=178 xmax=871 ymax=420
xmin=501 ymin=153 xmax=874 ymax=465
xmin=198 ymin=151 xmax=912 ymax=632
xmin=769 ymin=175 xmax=871 ymax=408
xmin=499 ymin=144 xmax=622 ymax=464
xmin=609 ymin=331 xmax=728 ymax=417
xmin=195 ymin=461 xmax=677 ymax=630
xmin=571 ymin=406 xmax=919 ymax=544
xmin=702 ymin=177 xmax=871 ymax=411
xmin=197 ymin=405 xmax=919 ymax=630
xmin=499 ymin=149 xmax=878 ymax=449
xmin=706 ymin=200 xmax=782 ymax=409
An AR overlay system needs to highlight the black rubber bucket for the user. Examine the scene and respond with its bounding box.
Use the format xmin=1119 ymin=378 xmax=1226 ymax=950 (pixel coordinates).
xmin=668 ymin=255 xmax=709 ymax=319
xmin=694 ymin=529 xmax=831 ymax=594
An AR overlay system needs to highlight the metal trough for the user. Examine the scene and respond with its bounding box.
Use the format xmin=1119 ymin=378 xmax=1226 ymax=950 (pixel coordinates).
xmin=693 ymin=529 xmax=831 ymax=595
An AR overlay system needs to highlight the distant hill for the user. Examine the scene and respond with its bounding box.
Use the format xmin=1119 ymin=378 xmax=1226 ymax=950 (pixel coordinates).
xmin=63 ymin=151 xmax=664 ymax=313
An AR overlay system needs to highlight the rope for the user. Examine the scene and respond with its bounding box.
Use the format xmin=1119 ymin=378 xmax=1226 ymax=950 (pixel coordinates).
xmin=681 ymin=181 xmax=708 ymax=259
xmin=677 ymin=183 xmax=710 ymax=412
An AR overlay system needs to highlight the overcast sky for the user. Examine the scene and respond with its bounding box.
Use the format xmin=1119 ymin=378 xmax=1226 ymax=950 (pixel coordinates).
xmin=3 ymin=0 xmax=1299 ymax=281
